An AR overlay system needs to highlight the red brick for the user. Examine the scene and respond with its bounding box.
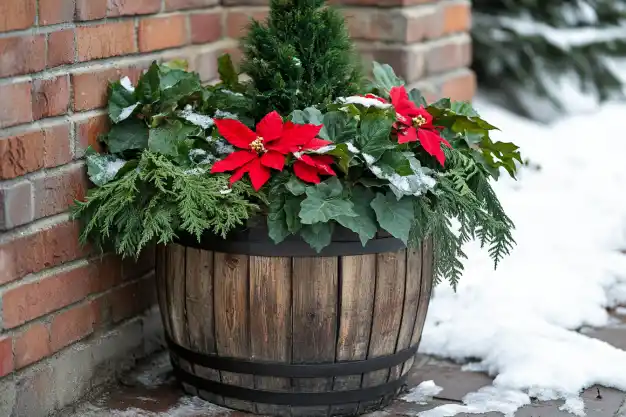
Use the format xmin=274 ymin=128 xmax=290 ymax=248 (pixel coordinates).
xmin=0 ymin=0 xmax=36 ymax=32
xmin=443 ymin=1 xmax=471 ymax=34
xmin=330 ymin=0 xmax=433 ymax=6
xmin=0 ymin=180 xmax=34 ymax=230
xmin=14 ymin=324 xmax=51 ymax=369
xmin=0 ymin=131 xmax=44 ymax=180
xmin=138 ymin=15 xmax=189 ymax=52
xmin=425 ymin=35 xmax=471 ymax=75
xmin=405 ymin=7 xmax=444 ymax=43
xmin=164 ymin=0 xmax=219 ymax=11
xmin=221 ymin=0 xmax=267 ymax=5
xmin=76 ymin=0 xmax=107 ymax=20
xmin=104 ymin=276 xmax=156 ymax=324
xmin=0 ymin=35 xmax=46 ymax=78
xmin=107 ymin=0 xmax=161 ymax=16
xmin=32 ymin=76 xmax=71 ymax=120
xmin=0 ymin=337 xmax=13 ymax=377
xmin=76 ymin=114 xmax=108 ymax=155
xmin=0 ymin=82 xmax=33 ymax=129
xmin=2 ymin=266 xmax=96 ymax=329
xmin=122 ymin=246 xmax=156 ymax=280
xmin=50 ymin=302 xmax=96 ymax=351
xmin=39 ymin=0 xmax=76 ymax=25
xmin=0 ymin=220 xmax=90 ymax=286
xmin=226 ymin=9 xmax=267 ymax=39
xmin=191 ymin=49 xmax=219 ymax=82
xmin=72 ymin=66 xmax=144 ymax=112
xmin=441 ymin=69 xmax=476 ymax=101
xmin=76 ymin=21 xmax=137 ymax=61
xmin=33 ymin=164 xmax=87 ymax=219
xmin=190 ymin=11 xmax=222 ymax=44
xmin=43 ymin=124 xmax=73 ymax=169
xmin=360 ymin=45 xmax=425 ymax=83
xmin=48 ymin=29 xmax=76 ymax=68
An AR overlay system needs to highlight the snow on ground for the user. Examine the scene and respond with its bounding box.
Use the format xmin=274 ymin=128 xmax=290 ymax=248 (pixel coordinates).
xmin=417 ymin=97 xmax=626 ymax=416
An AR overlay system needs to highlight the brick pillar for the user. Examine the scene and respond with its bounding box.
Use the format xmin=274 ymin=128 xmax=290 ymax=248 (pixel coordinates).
xmin=0 ymin=1 xmax=230 ymax=416
xmin=0 ymin=1 xmax=473 ymax=416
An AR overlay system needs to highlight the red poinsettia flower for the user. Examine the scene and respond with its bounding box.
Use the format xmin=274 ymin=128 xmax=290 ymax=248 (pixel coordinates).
xmin=280 ymin=122 xmax=337 ymax=184
xmin=211 ymin=113 xmax=336 ymax=190
xmin=361 ymin=93 xmax=388 ymax=104
xmin=389 ymin=86 xmax=451 ymax=166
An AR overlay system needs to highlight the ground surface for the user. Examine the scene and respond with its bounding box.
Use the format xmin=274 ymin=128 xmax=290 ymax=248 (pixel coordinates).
xmin=58 ymin=308 xmax=626 ymax=417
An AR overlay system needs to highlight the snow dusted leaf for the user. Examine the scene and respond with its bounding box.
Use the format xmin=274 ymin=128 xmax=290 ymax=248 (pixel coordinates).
xmin=179 ymin=105 xmax=214 ymax=129
xmin=108 ymin=80 xmax=139 ymax=123
xmin=120 ymin=76 xmax=135 ymax=92
xmin=300 ymin=222 xmax=334 ymax=252
xmin=148 ymin=120 xmax=200 ymax=156
xmin=336 ymin=96 xmax=391 ymax=109
xmin=336 ymin=186 xmax=378 ymax=246
xmin=370 ymin=192 xmax=414 ymax=244
xmin=86 ymin=150 xmax=127 ymax=186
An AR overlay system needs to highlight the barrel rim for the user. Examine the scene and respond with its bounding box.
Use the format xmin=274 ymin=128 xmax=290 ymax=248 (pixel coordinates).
xmin=174 ymin=218 xmax=406 ymax=257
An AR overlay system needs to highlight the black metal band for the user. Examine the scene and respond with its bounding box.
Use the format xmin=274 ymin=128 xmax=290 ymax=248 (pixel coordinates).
xmin=166 ymin=336 xmax=419 ymax=378
xmin=173 ymin=366 xmax=409 ymax=406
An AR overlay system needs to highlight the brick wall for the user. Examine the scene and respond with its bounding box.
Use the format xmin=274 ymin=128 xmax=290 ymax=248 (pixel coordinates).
xmin=0 ymin=1 xmax=473 ymax=416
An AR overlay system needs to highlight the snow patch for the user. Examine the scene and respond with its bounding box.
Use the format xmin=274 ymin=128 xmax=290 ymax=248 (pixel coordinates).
xmin=559 ymin=396 xmax=585 ymax=416
xmin=214 ymin=109 xmax=239 ymax=120
xmin=118 ymin=103 xmax=139 ymax=121
xmin=401 ymin=380 xmax=443 ymax=404
xmin=419 ymin=387 xmax=530 ymax=417
xmin=418 ymin=96 xmax=626 ymax=416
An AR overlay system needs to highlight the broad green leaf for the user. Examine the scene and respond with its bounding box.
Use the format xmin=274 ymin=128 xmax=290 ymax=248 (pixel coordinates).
xmin=357 ymin=114 xmax=395 ymax=161
xmin=429 ymin=98 xmax=451 ymax=110
xmin=85 ymin=149 xmax=127 ymax=186
xmin=160 ymin=77 xmax=203 ymax=104
xmin=408 ymin=88 xmax=427 ymax=107
xmin=285 ymin=177 xmax=307 ymax=196
xmin=218 ymin=54 xmax=239 ymax=88
xmin=372 ymin=61 xmax=404 ymax=94
xmin=300 ymin=222 xmax=334 ymax=252
xmin=284 ymin=197 xmax=303 ymax=233
xmin=290 ymin=107 xmax=324 ymax=125
xmin=336 ymin=186 xmax=378 ymax=246
xmin=322 ymin=111 xmax=358 ymax=144
xmin=136 ymin=62 xmax=161 ymax=104
xmin=299 ymin=177 xmax=357 ymax=224
xmin=327 ymin=143 xmax=353 ymax=174
xmin=148 ymin=120 xmax=199 ymax=156
xmin=108 ymin=81 xmax=138 ymax=123
xmin=267 ymin=198 xmax=290 ymax=244
xmin=370 ymin=192 xmax=414 ymax=244
xmin=450 ymin=101 xmax=479 ymax=117
xmin=106 ymin=118 xmax=149 ymax=154
xmin=378 ymin=151 xmax=412 ymax=176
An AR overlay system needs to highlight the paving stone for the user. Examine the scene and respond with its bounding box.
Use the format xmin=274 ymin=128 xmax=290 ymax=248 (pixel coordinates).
xmin=516 ymin=386 xmax=625 ymax=417
xmin=408 ymin=356 xmax=494 ymax=402
xmin=581 ymin=324 xmax=626 ymax=351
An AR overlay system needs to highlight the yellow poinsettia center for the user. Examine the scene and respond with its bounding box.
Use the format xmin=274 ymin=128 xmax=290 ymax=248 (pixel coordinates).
xmin=412 ymin=115 xmax=427 ymax=127
xmin=250 ymin=136 xmax=266 ymax=153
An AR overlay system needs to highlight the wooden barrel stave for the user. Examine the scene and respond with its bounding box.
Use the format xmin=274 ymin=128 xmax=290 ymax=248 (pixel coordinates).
xmin=157 ymin=237 xmax=434 ymax=417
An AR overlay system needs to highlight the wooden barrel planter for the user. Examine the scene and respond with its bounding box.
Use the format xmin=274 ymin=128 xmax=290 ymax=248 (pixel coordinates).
xmin=155 ymin=223 xmax=434 ymax=417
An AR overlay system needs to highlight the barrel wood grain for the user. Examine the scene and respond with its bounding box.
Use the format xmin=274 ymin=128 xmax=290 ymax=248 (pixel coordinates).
xmin=359 ymin=250 xmax=407 ymax=413
xmin=213 ymin=252 xmax=256 ymax=412
xmin=158 ymin=236 xmax=434 ymax=417
xmin=249 ymin=255 xmax=292 ymax=416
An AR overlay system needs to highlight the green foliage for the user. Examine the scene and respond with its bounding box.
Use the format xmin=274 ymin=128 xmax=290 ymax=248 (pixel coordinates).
xmin=240 ymin=0 xmax=364 ymax=119
xmin=472 ymin=0 xmax=626 ymax=119
xmin=74 ymin=48 xmax=519 ymax=288
xmin=72 ymin=151 xmax=260 ymax=258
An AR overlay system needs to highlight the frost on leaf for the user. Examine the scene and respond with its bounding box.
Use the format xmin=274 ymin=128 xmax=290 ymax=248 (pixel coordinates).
xmin=179 ymin=105 xmax=214 ymax=129
xmin=86 ymin=152 xmax=127 ymax=187
xmin=120 ymin=76 xmax=135 ymax=92
xmin=336 ymin=96 xmax=391 ymax=109
xmin=369 ymin=156 xmax=436 ymax=199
